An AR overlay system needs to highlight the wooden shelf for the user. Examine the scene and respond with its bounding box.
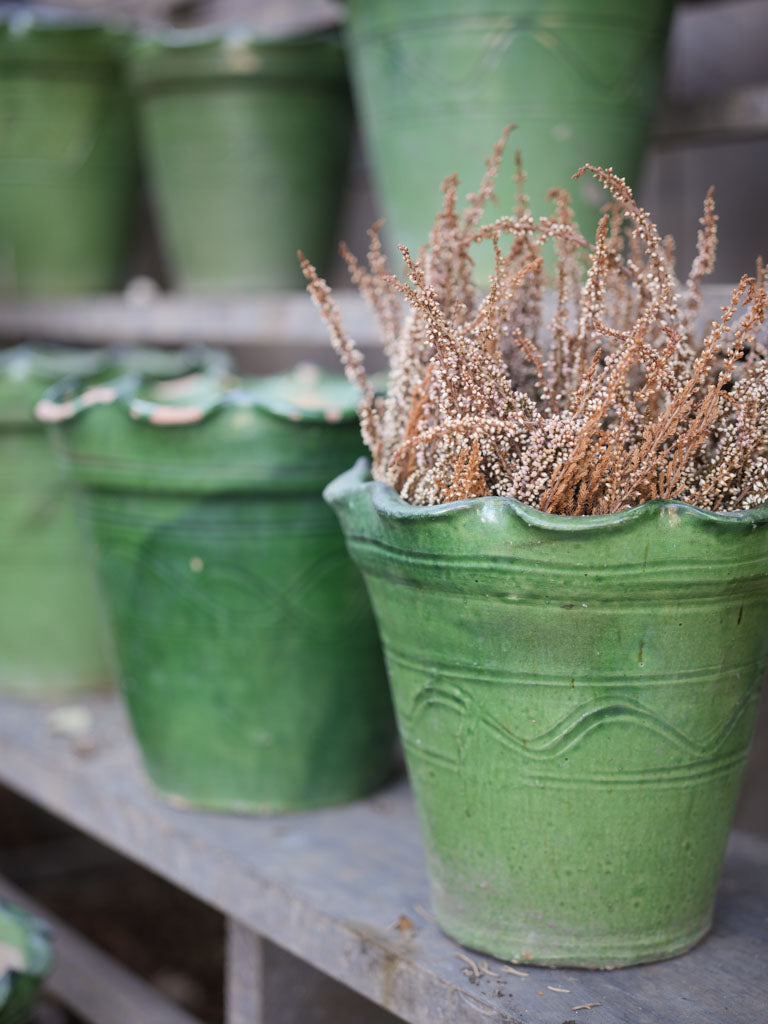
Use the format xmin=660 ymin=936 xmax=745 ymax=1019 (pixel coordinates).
xmin=0 ymin=285 xmax=743 ymax=349
xmin=0 ymin=694 xmax=766 ymax=1023
xmin=0 ymin=291 xmax=378 ymax=348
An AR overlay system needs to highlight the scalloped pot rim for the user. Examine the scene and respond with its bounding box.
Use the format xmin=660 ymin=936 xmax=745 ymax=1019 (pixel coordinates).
xmin=131 ymin=24 xmax=340 ymax=52
xmin=34 ymin=369 xmax=361 ymax=428
xmin=324 ymin=458 xmax=768 ymax=533
xmin=0 ymin=6 xmax=121 ymax=33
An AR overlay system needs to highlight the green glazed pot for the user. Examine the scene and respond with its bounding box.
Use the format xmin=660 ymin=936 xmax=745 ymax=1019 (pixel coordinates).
xmin=0 ymin=344 xmax=228 ymax=699
xmin=326 ymin=459 xmax=768 ymax=967
xmin=0 ymin=345 xmax=112 ymax=697
xmin=39 ymin=368 xmax=395 ymax=812
xmin=130 ymin=29 xmax=351 ymax=293
xmin=0 ymin=901 xmax=52 ymax=1024
xmin=0 ymin=9 xmax=136 ymax=296
xmin=346 ymin=0 xmax=673 ymax=272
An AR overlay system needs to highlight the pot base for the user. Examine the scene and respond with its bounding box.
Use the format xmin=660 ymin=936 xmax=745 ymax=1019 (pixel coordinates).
xmin=434 ymin=905 xmax=712 ymax=969
xmin=147 ymin=770 xmax=397 ymax=819
xmin=0 ymin=674 xmax=111 ymax=700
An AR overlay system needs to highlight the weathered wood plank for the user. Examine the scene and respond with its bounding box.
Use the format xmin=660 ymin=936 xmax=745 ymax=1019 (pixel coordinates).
xmin=0 ymin=873 xmax=203 ymax=1024
xmin=0 ymin=291 xmax=379 ymax=348
xmin=0 ymin=286 xmax=742 ymax=349
xmin=0 ymin=695 xmax=766 ymax=1024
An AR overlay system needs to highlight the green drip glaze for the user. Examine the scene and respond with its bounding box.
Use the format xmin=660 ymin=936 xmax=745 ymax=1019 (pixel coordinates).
xmin=43 ymin=370 xmax=396 ymax=813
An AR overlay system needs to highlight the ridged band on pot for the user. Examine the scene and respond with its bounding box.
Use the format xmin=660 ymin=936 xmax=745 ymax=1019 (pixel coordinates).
xmin=0 ymin=344 xmax=229 ymax=699
xmin=38 ymin=367 xmax=396 ymax=813
xmin=129 ymin=28 xmax=351 ymax=293
xmin=0 ymin=9 xmax=137 ymax=296
xmin=346 ymin=0 xmax=673 ymax=273
xmin=0 ymin=900 xmax=52 ymax=1024
xmin=325 ymin=459 xmax=768 ymax=967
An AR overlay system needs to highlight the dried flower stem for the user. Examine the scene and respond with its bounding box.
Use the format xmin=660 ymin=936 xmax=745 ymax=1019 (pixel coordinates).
xmin=301 ymin=131 xmax=768 ymax=514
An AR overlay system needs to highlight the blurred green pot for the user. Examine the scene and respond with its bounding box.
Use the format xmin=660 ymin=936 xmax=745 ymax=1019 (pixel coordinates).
xmin=0 ymin=344 xmax=112 ymax=696
xmin=130 ymin=29 xmax=351 ymax=293
xmin=326 ymin=459 xmax=768 ymax=967
xmin=346 ymin=0 xmax=673 ymax=273
xmin=0 ymin=901 xmax=52 ymax=1024
xmin=0 ymin=344 xmax=228 ymax=698
xmin=0 ymin=8 xmax=136 ymax=296
xmin=39 ymin=367 xmax=395 ymax=812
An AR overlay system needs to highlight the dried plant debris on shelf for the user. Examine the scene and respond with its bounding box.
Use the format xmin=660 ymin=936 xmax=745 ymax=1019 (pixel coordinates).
xmin=301 ymin=127 xmax=768 ymax=515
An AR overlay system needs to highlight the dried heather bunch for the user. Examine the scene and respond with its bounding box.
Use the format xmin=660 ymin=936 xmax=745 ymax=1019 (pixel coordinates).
xmin=300 ymin=131 xmax=768 ymax=515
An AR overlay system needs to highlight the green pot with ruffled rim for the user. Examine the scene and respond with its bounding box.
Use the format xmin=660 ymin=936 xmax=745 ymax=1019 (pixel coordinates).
xmin=325 ymin=458 xmax=768 ymax=967
xmin=130 ymin=28 xmax=351 ymax=293
xmin=0 ymin=7 xmax=136 ymax=296
xmin=0 ymin=901 xmax=52 ymax=1024
xmin=0 ymin=344 xmax=229 ymax=698
xmin=37 ymin=367 xmax=395 ymax=812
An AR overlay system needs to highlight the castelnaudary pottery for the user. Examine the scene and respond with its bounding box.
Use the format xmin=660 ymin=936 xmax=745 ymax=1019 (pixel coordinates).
xmin=38 ymin=367 xmax=395 ymax=812
xmin=0 ymin=900 xmax=52 ymax=1024
xmin=326 ymin=459 xmax=768 ymax=968
xmin=0 ymin=7 xmax=136 ymax=296
xmin=346 ymin=0 xmax=672 ymax=271
xmin=0 ymin=344 xmax=228 ymax=698
xmin=130 ymin=29 xmax=351 ymax=293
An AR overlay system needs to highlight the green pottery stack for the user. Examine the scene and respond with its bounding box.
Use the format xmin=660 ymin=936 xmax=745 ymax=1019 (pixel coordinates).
xmin=346 ymin=0 xmax=673 ymax=269
xmin=0 ymin=344 xmax=228 ymax=698
xmin=326 ymin=459 xmax=768 ymax=967
xmin=0 ymin=901 xmax=52 ymax=1024
xmin=0 ymin=345 xmax=111 ymax=697
xmin=39 ymin=366 xmax=395 ymax=812
xmin=130 ymin=29 xmax=351 ymax=292
xmin=0 ymin=7 xmax=136 ymax=295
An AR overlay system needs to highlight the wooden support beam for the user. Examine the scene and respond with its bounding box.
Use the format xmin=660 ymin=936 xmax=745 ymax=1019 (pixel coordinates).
xmin=225 ymin=919 xmax=265 ymax=1024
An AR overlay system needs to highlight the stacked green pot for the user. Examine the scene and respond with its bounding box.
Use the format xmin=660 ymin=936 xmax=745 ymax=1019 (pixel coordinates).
xmin=0 ymin=344 xmax=228 ymax=698
xmin=327 ymin=460 xmax=768 ymax=967
xmin=0 ymin=901 xmax=52 ymax=1024
xmin=0 ymin=345 xmax=112 ymax=697
xmin=130 ymin=29 xmax=351 ymax=293
xmin=39 ymin=367 xmax=395 ymax=812
xmin=0 ymin=8 xmax=136 ymax=295
xmin=346 ymin=0 xmax=673 ymax=269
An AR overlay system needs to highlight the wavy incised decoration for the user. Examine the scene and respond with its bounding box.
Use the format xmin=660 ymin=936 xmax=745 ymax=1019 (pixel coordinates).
xmin=103 ymin=545 xmax=367 ymax=633
xmin=371 ymin=14 xmax=666 ymax=103
xmin=397 ymin=682 xmax=761 ymax=782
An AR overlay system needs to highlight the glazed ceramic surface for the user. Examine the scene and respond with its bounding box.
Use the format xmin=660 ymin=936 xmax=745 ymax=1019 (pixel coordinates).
xmin=0 ymin=345 xmax=227 ymax=698
xmin=0 ymin=10 xmax=136 ymax=295
xmin=41 ymin=369 xmax=395 ymax=812
xmin=130 ymin=30 xmax=350 ymax=292
xmin=326 ymin=459 xmax=768 ymax=967
xmin=347 ymin=0 xmax=672 ymax=273
xmin=0 ymin=345 xmax=112 ymax=696
xmin=0 ymin=901 xmax=51 ymax=1024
